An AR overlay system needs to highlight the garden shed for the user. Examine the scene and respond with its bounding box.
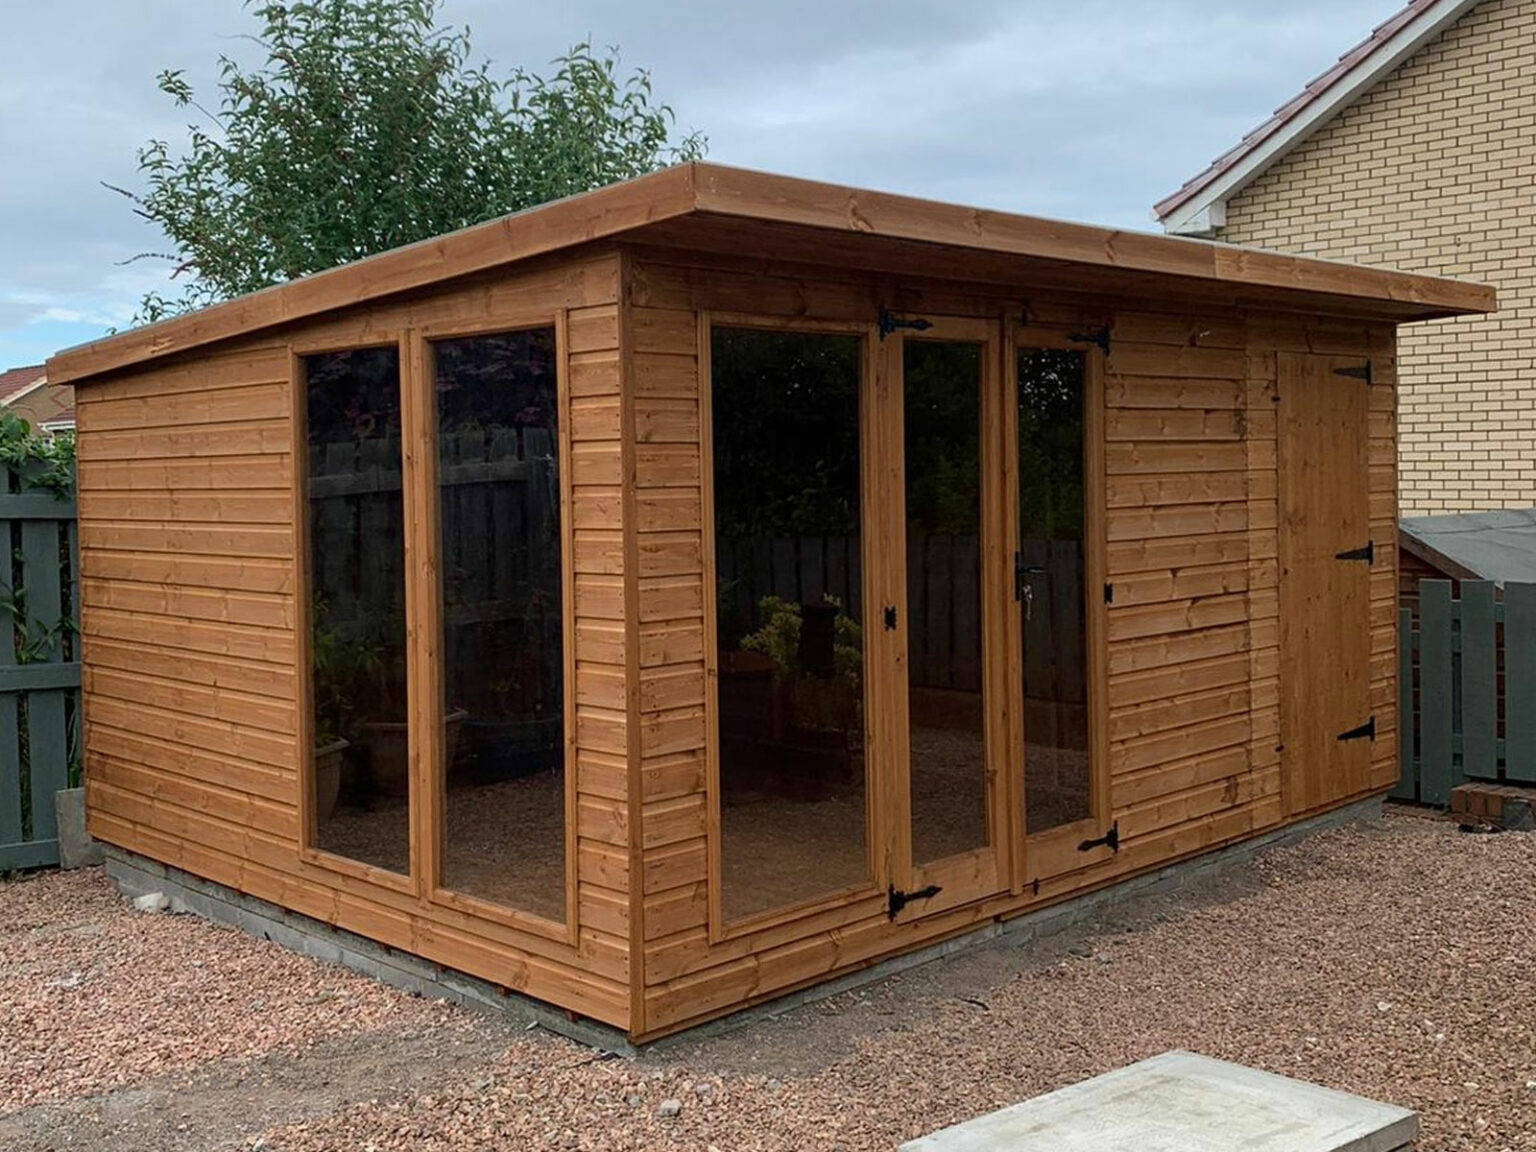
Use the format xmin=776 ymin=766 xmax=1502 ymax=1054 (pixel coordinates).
xmin=46 ymin=163 xmax=1493 ymax=1041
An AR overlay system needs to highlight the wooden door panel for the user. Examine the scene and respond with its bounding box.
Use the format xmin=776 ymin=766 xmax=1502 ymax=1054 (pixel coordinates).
xmin=1278 ymin=353 xmax=1373 ymax=815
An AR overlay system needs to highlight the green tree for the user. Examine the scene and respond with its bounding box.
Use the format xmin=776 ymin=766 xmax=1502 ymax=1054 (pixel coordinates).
xmin=112 ymin=0 xmax=705 ymax=322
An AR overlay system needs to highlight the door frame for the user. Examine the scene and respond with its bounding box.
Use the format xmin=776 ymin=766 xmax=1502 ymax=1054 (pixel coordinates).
xmin=883 ymin=314 xmax=1013 ymax=921
xmin=1008 ymin=324 xmax=1114 ymax=888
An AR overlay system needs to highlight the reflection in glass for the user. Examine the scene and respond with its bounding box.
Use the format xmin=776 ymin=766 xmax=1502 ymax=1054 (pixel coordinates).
xmin=435 ymin=329 xmax=565 ymax=922
xmin=1017 ymin=348 xmax=1092 ymax=833
xmin=711 ymin=327 xmax=868 ymax=923
xmin=305 ymin=346 xmax=410 ymax=873
xmin=903 ymin=339 xmax=989 ymax=866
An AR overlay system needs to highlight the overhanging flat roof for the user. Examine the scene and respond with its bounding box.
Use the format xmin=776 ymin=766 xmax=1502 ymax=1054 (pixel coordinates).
xmin=1400 ymin=508 xmax=1536 ymax=584
xmin=49 ymin=162 xmax=1496 ymax=386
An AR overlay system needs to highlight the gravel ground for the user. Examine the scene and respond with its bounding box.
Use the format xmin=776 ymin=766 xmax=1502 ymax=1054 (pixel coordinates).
xmin=0 ymin=867 xmax=467 ymax=1117
xmin=5 ymin=811 xmax=1536 ymax=1151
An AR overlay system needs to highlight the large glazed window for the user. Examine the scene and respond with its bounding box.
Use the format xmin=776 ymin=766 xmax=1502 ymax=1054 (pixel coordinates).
xmin=433 ymin=328 xmax=566 ymax=923
xmin=304 ymin=346 xmax=410 ymax=874
xmin=1016 ymin=347 xmax=1092 ymax=833
xmin=903 ymin=338 xmax=989 ymax=865
xmin=710 ymin=327 xmax=868 ymax=924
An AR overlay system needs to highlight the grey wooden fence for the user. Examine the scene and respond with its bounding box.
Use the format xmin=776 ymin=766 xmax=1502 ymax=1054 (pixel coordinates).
xmin=1396 ymin=578 xmax=1536 ymax=806
xmin=0 ymin=481 xmax=80 ymax=871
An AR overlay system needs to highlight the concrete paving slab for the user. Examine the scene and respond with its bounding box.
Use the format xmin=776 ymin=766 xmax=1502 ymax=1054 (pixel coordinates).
xmin=900 ymin=1050 xmax=1416 ymax=1152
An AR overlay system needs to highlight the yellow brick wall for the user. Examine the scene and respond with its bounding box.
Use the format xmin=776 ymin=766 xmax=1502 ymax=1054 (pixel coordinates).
xmin=1216 ymin=0 xmax=1535 ymax=516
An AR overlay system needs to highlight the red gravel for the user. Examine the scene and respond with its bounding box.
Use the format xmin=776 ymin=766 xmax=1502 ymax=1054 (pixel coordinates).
xmin=6 ymin=812 xmax=1536 ymax=1151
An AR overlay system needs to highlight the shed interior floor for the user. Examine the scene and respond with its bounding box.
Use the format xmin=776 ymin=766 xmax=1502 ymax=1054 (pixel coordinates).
xmin=314 ymin=741 xmax=1088 ymax=931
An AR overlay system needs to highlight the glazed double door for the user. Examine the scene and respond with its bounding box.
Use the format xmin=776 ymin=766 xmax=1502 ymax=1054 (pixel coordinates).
xmin=869 ymin=317 xmax=1110 ymax=922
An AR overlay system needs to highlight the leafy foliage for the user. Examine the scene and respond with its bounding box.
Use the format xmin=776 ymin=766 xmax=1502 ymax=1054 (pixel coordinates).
xmin=0 ymin=413 xmax=75 ymax=498
xmin=113 ymin=0 xmax=705 ymax=322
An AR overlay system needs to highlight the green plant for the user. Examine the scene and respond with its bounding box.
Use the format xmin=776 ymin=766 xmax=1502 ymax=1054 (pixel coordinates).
xmin=0 ymin=413 xmax=75 ymax=498
xmin=111 ymin=0 xmax=705 ymax=323
xmin=740 ymin=594 xmax=863 ymax=689
xmin=309 ymin=597 xmax=385 ymax=746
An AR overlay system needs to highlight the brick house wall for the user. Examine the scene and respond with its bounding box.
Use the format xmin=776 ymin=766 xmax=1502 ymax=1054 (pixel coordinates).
xmin=1213 ymin=0 xmax=1535 ymax=516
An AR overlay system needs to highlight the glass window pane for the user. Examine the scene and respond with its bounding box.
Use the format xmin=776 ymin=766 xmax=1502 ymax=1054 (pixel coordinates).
xmin=434 ymin=329 xmax=565 ymax=922
xmin=711 ymin=327 xmax=867 ymax=924
xmin=903 ymin=339 xmax=989 ymax=866
xmin=1017 ymin=347 xmax=1092 ymax=833
xmin=305 ymin=346 xmax=410 ymax=874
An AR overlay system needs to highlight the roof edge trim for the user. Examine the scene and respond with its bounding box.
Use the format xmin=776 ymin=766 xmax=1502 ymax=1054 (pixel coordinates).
xmin=46 ymin=163 xmax=701 ymax=386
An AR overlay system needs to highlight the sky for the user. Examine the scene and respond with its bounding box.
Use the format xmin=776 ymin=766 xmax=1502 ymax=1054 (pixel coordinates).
xmin=0 ymin=0 xmax=1409 ymax=370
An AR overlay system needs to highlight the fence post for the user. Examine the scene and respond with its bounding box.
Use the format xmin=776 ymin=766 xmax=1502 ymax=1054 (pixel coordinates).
xmin=1460 ymin=580 xmax=1498 ymax=781
xmin=1506 ymin=582 xmax=1536 ymax=784
xmin=1392 ymin=605 xmax=1416 ymax=801
xmin=1418 ymin=580 xmax=1455 ymax=806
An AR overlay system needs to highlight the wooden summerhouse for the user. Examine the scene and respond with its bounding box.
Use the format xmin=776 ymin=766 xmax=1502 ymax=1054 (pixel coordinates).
xmin=47 ymin=164 xmax=1493 ymax=1041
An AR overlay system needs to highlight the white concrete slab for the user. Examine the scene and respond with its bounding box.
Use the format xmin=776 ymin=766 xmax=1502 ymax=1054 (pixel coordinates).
xmin=900 ymin=1051 xmax=1416 ymax=1152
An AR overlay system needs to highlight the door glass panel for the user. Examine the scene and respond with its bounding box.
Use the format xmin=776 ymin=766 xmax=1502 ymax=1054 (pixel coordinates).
xmin=903 ymin=339 xmax=989 ymax=866
xmin=434 ymin=328 xmax=565 ymax=922
xmin=711 ymin=327 xmax=868 ymax=924
xmin=1017 ymin=347 xmax=1092 ymax=833
xmin=304 ymin=346 xmax=410 ymax=874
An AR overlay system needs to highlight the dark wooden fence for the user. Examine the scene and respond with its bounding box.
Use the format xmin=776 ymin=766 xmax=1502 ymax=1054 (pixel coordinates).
xmin=716 ymin=534 xmax=1085 ymax=699
xmin=308 ymin=428 xmax=561 ymax=721
xmin=0 ymin=480 xmax=80 ymax=871
xmin=1396 ymin=578 xmax=1536 ymax=805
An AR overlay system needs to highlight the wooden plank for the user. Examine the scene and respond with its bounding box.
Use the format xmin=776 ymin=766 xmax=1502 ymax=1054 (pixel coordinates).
xmin=1460 ymin=581 xmax=1497 ymax=782
xmin=1505 ymin=582 xmax=1536 ymax=784
xmin=77 ymin=454 xmax=290 ymax=492
xmin=0 ymin=663 xmax=80 ymax=692
xmin=1418 ymin=580 xmax=1455 ymax=806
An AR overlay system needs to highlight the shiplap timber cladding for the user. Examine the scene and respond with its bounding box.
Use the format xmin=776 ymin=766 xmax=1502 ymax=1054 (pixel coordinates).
xmin=621 ymin=254 xmax=1403 ymax=1038
xmin=76 ymin=253 xmax=635 ymax=1028
xmin=52 ymin=165 xmax=1478 ymax=1041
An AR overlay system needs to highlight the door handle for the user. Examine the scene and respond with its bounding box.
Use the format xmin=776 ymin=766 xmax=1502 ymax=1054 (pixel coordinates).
xmin=1014 ymin=553 xmax=1047 ymax=602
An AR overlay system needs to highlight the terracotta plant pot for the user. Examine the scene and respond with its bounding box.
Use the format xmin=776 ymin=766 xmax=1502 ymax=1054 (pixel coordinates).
xmin=355 ymin=709 xmax=468 ymax=798
xmin=313 ymin=738 xmax=348 ymax=822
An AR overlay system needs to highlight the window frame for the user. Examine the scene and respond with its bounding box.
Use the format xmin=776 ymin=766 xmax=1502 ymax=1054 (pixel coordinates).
xmin=700 ymin=311 xmax=887 ymax=942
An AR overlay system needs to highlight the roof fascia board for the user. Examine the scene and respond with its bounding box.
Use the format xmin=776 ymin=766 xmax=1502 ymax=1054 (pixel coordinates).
xmin=47 ymin=163 xmax=701 ymax=386
xmin=1159 ymin=0 xmax=1482 ymax=235
xmin=689 ymin=164 xmax=1494 ymax=317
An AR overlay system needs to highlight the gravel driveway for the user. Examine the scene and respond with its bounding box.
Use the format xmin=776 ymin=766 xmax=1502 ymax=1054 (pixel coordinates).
xmin=4 ymin=810 xmax=1535 ymax=1151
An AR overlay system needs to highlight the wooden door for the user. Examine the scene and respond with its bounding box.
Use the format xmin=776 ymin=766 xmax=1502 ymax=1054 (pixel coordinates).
xmin=886 ymin=316 xmax=1011 ymax=921
xmin=1278 ymin=353 xmax=1374 ymax=816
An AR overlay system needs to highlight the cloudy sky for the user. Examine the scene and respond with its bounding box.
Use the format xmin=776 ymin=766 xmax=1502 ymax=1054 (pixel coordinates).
xmin=1 ymin=0 xmax=1407 ymax=369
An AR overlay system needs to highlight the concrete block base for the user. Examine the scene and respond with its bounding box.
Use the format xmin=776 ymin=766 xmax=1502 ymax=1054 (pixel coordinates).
xmin=104 ymin=795 xmax=1383 ymax=1051
xmin=900 ymin=1050 xmax=1416 ymax=1151
xmin=103 ymin=847 xmax=636 ymax=1054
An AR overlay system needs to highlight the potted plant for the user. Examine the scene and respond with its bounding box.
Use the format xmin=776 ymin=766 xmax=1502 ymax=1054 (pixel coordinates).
xmin=310 ymin=600 xmax=374 ymax=817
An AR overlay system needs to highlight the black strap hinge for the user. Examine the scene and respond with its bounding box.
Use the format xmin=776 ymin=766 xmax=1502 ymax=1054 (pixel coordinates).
xmin=1068 ymin=326 xmax=1111 ymax=354
xmin=888 ymin=883 xmax=942 ymax=919
xmin=1078 ymin=821 xmax=1120 ymax=854
xmin=883 ymin=605 xmax=898 ymax=630
xmin=1334 ymin=362 xmax=1372 ymax=384
xmin=1334 ymin=540 xmax=1374 ymax=565
xmin=1104 ymin=583 xmax=1114 ymax=604
xmin=878 ymin=310 xmax=934 ymax=339
xmin=1337 ymin=717 xmax=1376 ymax=743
